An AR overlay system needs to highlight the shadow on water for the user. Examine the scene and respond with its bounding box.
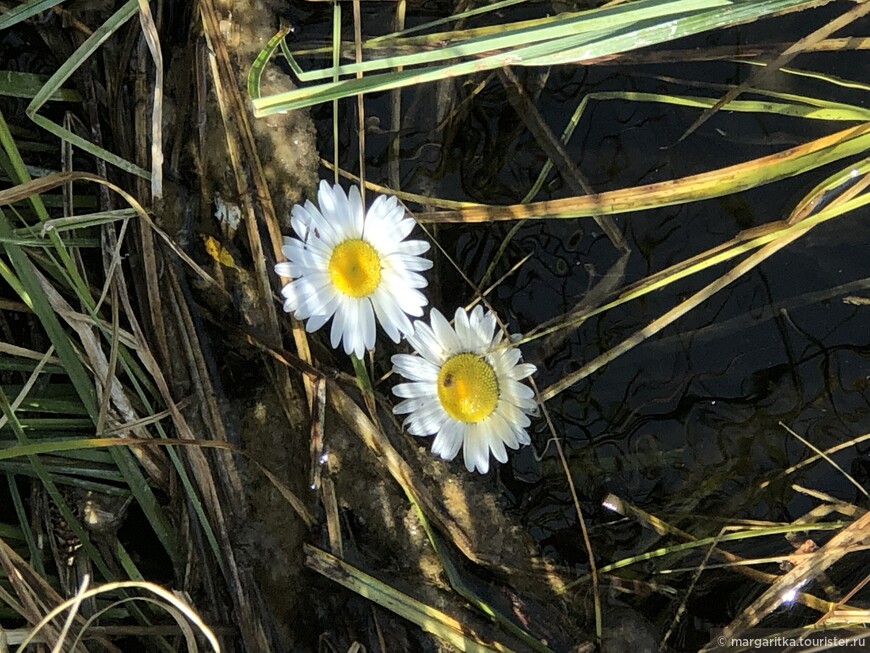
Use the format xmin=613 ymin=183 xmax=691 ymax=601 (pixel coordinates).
xmin=295 ymin=0 xmax=870 ymax=647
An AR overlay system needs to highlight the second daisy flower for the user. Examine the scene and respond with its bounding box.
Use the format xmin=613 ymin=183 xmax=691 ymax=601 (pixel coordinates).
xmin=392 ymin=306 xmax=538 ymax=474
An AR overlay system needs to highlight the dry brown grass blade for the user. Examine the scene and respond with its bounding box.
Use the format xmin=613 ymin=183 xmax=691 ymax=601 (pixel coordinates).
xmin=602 ymin=495 xmax=836 ymax=615
xmin=538 ymin=161 xmax=870 ymax=402
xmin=680 ymin=1 xmax=870 ymax=140
xmin=200 ymin=24 xmax=278 ymax=343
xmin=0 ymin=170 xmax=98 ymax=205
xmin=120 ymin=309 xmax=276 ymax=650
xmin=322 ymin=159 xmax=486 ymax=210
xmin=706 ymin=509 xmax=870 ymax=648
xmin=133 ymin=29 xmax=170 ymax=370
xmin=781 ymin=424 xmax=869 ymax=500
xmin=417 ymin=122 xmax=870 ymax=223
xmin=56 ymin=163 xmax=289 ymax=653
xmin=163 ymin=263 xmax=244 ymax=497
xmin=767 ymin=429 xmax=870 ymax=487
xmin=199 ymin=0 xmax=317 ymax=429
xmin=538 ymin=225 xmax=808 ymax=401
xmin=101 ymin=436 xmax=317 ymax=529
xmin=532 ymin=376 xmax=603 ymax=641
xmin=304 ymin=544 xmax=511 ymax=653
xmin=31 ymin=265 xmax=168 ymax=484
xmin=498 ymin=66 xmax=627 ymax=253
xmin=310 ymin=375 xmax=327 ymax=492
xmin=321 ymin=477 xmax=344 ymax=558
xmin=135 ymin=0 xmax=163 ymax=199
xmin=0 ymin=170 xmax=230 ymax=303
xmin=0 ymin=539 xmax=122 ymax=653
xmin=22 ymin=580 xmax=221 ymax=652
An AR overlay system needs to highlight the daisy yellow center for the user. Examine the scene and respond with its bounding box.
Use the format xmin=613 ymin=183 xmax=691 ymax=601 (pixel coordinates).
xmin=328 ymin=239 xmax=382 ymax=297
xmin=437 ymin=353 xmax=499 ymax=423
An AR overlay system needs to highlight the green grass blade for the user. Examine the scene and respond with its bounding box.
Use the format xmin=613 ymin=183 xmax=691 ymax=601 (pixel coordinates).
xmin=253 ymin=0 xmax=821 ymax=114
xmin=585 ymin=91 xmax=870 ymax=121
xmin=306 ymin=544 xmax=514 ymax=652
xmin=0 ymin=119 xmax=176 ymax=560
xmin=247 ymin=26 xmax=292 ymax=101
xmin=0 ymin=0 xmax=64 ymax=30
xmin=0 ymin=71 xmax=80 ymax=101
xmin=0 ymin=387 xmax=117 ymax=580
xmin=25 ymin=0 xmax=148 ymax=178
xmin=6 ymin=474 xmax=44 ymax=575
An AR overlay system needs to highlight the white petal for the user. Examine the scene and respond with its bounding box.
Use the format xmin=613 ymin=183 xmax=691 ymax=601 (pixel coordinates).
xmin=359 ymin=299 xmax=376 ymax=352
xmin=453 ymin=307 xmax=474 ymax=349
xmin=300 ymin=286 xmax=341 ymax=322
xmin=515 ymin=427 xmax=531 ymax=446
xmin=404 ymin=400 xmax=448 ymax=435
xmin=383 ymin=252 xmax=433 ymax=273
xmin=342 ymin=301 xmax=365 ymax=357
xmin=406 ymin=321 xmax=444 ymax=364
xmin=396 ymin=239 xmax=430 ymax=257
xmin=498 ymin=400 xmax=532 ymax=430
xmin=479 ymin=309 xmax=498 ymax=345
xmin=511 ymin=362 xmax=537 ymax=380
xmin=317 ymin=180 xmax=338 ymax=217
xmin=469 ymin=305 xmax=485 ymax=331
xmin=463 ymin=423 xmax=490 ymax=474
xmin=489 ymin=410 xmax=520 ymax=450
xmin=347 ymin=185 xmax=365 ymax=238
xmin=495 ymin=347 xmax=522 ymax=371
xmin=506 ymin=379 xmax=535 ymax=402
xmin=431 ymin=420 xmax=464 ymax=461
xmin=430 ymin=309 xmax=461 ymax=355
xmin=290 ymin=205 xmax=317 ymax=240
xmin=393 ymin=397 xmax=425 ymax=415
xmin=488 ymin=431 xmax=508 ymax=464
xmin=312 ymin=184 xmax=346 ymax=246
xmin=388 ymin=283 xmax=429 ymax=318
xmin=371 ymin=289 xmax=413 ymax=342
xmin=330 ymin=299 xmax=348 ymax=349
xmin=305 ymin=294 xmax=340 ymax=333
xmin=274 ymin=262 xmax=293 ymax=278
xmin=392 ymin=355 xmax=439 ymax=383
xmin=393 ymin=381 xmax=436 ymax=399
xmin=282 ymin=237 xmax=330 ymax=269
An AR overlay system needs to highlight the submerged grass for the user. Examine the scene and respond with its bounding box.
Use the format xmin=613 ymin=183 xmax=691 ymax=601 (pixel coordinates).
xmin=2 ymin=0 xmax=870 ymax=651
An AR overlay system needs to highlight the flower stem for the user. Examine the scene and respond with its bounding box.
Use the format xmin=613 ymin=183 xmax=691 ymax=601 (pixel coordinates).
xmin=351 ymin=353 xmax=379 ymax=423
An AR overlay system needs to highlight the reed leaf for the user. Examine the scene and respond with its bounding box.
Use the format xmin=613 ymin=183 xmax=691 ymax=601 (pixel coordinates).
xmin=252 ymin=0 xmax=824 ymax=114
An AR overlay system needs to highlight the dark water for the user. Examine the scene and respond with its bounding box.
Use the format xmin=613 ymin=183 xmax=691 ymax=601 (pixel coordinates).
xmin=294 ymin=0 xmax=870 ymax=647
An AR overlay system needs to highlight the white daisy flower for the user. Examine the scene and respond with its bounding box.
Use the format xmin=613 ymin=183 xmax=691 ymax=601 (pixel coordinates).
xmin=275 ymin=181 xmax=432 ymax=359
xmin=391 ymin=306 xmax=538 ymax=474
